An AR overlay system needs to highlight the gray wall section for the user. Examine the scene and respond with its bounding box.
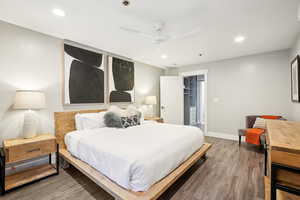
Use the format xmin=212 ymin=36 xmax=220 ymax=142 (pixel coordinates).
xmin=164 ymin=67 xmax=178 ymax=76
xmin=290 ymin=33 xmax=300 ymax=121
xmin=0 ymin=18 xmax=295 ymax=142
xmin=175 ymin=50 xmax=292 ymax=136
xmin=0 ymin=20 xmax=163 ymax=144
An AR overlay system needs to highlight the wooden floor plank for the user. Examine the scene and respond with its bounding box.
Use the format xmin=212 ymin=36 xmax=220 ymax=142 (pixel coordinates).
xmin=2 ymin=137 xmax=265 ymax=200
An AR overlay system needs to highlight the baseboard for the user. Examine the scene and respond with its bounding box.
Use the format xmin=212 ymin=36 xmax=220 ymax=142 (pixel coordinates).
xmin=206 ymin=131 xmax=239 ymax=141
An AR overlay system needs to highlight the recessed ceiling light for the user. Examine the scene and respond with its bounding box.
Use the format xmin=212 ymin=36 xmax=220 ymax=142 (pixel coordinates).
xmin=234 ymin=35 xmax=246 ymax=43
xmin=161 ymin=54 xmax=167 ymax=59
xmin=122 ymin=0 xmax=130 ymax=6
xmin=52 ymin=9 xmax=66 ymax=17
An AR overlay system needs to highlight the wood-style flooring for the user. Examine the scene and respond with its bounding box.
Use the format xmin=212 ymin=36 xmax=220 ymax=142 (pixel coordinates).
xmin=1 ymin=137 xmax=265 ymax=200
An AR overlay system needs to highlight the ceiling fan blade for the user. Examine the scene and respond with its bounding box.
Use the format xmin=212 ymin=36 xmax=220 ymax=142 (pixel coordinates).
xmin=120 ymin=26 xmax=156 ymax=39
xmin=120 ymin=25 xmax=171 ymax=44
xmin=154 ymin=35 xmax=171 ymax=44
xmin=171 ymin=28 xmax=202 ymax=40
xmin=120 ymin=27 xmax=142 ymax=34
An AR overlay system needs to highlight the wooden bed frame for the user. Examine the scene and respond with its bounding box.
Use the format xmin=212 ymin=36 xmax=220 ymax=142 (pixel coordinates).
xmin=54 ymin=109 xmax=212 ymax=200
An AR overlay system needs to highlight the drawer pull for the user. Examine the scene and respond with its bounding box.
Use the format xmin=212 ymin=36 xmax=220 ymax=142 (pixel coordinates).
xmin=27 ymin=148 xmax=41 ymax=153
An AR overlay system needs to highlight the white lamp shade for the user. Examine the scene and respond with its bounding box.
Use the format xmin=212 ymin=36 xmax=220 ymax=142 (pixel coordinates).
xmin=14 ymin=90 xmax=46 ymax=110
xmin=145 ymin=96 xmax=157 ymax=105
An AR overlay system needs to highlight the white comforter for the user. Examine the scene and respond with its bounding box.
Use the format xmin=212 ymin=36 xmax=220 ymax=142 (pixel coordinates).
xmin=65 ymin=122 xmax=204 ymax=192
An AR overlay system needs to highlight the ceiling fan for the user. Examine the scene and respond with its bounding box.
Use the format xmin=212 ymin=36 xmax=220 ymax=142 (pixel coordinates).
xmin=120 ymin=21 xmax=201 ymax=44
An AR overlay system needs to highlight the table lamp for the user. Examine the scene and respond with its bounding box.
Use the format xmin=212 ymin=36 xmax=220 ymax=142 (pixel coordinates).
xmin=14 ymin=90 xmax=46 ymax=138
xmin=145 ymin=96 xmax=157 ymax=117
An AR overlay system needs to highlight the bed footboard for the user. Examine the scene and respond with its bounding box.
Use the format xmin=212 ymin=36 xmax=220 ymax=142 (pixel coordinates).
xmin=59 ymin=143 xmax=211 ymax=200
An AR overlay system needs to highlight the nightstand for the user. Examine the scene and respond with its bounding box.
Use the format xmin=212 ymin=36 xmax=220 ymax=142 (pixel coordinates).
xmin=0 ymin=134 xmax=59 ymax=195
xmin=144 ymin=117 xmax=164 ymax=123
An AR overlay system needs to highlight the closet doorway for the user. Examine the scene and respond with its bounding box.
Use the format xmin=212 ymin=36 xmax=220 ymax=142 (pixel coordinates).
xmin=180 ymin=70 xmax=207 ymax=134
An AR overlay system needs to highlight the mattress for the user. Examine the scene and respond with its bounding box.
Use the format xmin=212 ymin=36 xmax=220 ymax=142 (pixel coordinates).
xmin=65 ymin=121 xmax=204 ymax=192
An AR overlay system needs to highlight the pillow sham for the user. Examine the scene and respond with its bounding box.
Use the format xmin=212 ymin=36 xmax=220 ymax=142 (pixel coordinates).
xmin=137 ymin=106 xmax=148 ymax=124
xmin=126 ymin=105 xmax=139 ymax=116
xmin=107 ymin=105 xmax=127 ymax=117
xmin=75 ymin=113 xmax=83 ymax=130
xmin=126 ymin=105 xmax=144 ymax=123
xmin=104 ymin=112 xmax=123 ymax=128
xmin=75 ymin=112 xmax=106 ymax=130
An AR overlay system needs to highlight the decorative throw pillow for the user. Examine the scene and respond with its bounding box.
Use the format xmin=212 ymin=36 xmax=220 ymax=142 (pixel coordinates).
xmin=121 ymin=115 xmax=140 ymax=128
xmin=104 ymin=112 xmax=123 ymax=128
xmin=253 ymin=117 xmax=266 ymax=129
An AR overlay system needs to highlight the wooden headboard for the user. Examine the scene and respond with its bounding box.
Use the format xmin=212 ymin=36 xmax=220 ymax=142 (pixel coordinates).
xmin=54 ymin=109 xmax=106 ymax=149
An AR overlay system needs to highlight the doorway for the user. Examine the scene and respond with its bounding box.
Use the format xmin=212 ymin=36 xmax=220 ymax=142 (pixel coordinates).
xmin=180 ymin=70 xmax=207 ymax=134
xmin=160 ymin=76 xmax=184 ymax=125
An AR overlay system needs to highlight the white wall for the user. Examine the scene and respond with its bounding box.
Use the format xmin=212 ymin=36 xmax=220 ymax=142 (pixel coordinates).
xmin=176 ymin=50 xmax=292 ymax=136
xmin=290 ymin=33 xmax=300 ymax=121
xmin=0 ymin=21 xmax=163 ymax=144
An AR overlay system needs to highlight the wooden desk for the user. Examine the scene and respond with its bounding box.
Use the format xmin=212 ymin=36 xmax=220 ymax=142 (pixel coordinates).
xmin=265 ymin=120 xmax=300 ymax=200
xmin=265 ymin=177 xmax=300 ymax=200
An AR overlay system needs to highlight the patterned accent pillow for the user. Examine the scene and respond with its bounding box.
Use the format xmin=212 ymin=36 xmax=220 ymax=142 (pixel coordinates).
xmin=121 ymin=115 xmax=140 ymax=128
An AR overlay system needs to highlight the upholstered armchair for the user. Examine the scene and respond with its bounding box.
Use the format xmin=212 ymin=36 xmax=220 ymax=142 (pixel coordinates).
xmin=238 ymin=115 xmax=285 ymax=146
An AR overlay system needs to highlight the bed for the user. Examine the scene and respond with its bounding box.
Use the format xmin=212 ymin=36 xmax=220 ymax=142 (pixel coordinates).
xmin=55 ymin=109 xmax=211 ymax=200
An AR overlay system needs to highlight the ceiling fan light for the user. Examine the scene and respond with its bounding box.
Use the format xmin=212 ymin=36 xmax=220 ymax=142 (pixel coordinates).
xmin=234 ymin=35 xmax=246 ymax=43
xmin=161 ymin=54 xmax=168 ymax=59
xmin=52 ymin=8 xmax=65 ymax=17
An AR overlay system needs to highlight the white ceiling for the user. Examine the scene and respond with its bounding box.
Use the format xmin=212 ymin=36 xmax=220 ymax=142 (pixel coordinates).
xmin=0 ymin=0 xmax=300 ymax=68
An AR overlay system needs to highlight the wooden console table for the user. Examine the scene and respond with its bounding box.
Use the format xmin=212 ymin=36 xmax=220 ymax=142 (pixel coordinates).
xmin=265 ymin=120 xmax=300 ymax=200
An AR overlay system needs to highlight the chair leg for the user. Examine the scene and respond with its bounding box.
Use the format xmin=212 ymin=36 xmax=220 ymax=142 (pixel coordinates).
xmin=239 ymin=135 xmax=241 ymax=146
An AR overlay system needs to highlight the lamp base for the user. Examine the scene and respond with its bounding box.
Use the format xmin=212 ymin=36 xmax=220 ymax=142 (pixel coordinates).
xmin=23 ymin=110 xmax=38 ymax=139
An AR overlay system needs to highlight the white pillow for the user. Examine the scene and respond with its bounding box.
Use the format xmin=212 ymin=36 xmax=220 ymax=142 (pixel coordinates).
xmin=75 ymin=112 xmax=106 ymax=130
xmin=138 ymin=106 xmax=148 ymax=124
xmin=253 ymin=117 xmax=266 ymax=129
xmin=107 ymin=105 xmax=127 ymax=117
xmin=75 ymin=113 xmax=83 ymax=130
xmin=126 ymin=105 xmax=144 ymax=124
xmin=126 ymin=105 xmax=139 ymax=116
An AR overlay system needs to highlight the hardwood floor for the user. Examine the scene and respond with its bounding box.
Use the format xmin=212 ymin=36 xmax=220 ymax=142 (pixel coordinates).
xmin=2 ymin=137 xmax=265 ymax=200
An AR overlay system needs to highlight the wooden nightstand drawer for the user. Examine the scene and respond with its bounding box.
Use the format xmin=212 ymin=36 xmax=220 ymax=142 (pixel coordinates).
xmin=5 ymin=139 xmax=56 ymax=163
